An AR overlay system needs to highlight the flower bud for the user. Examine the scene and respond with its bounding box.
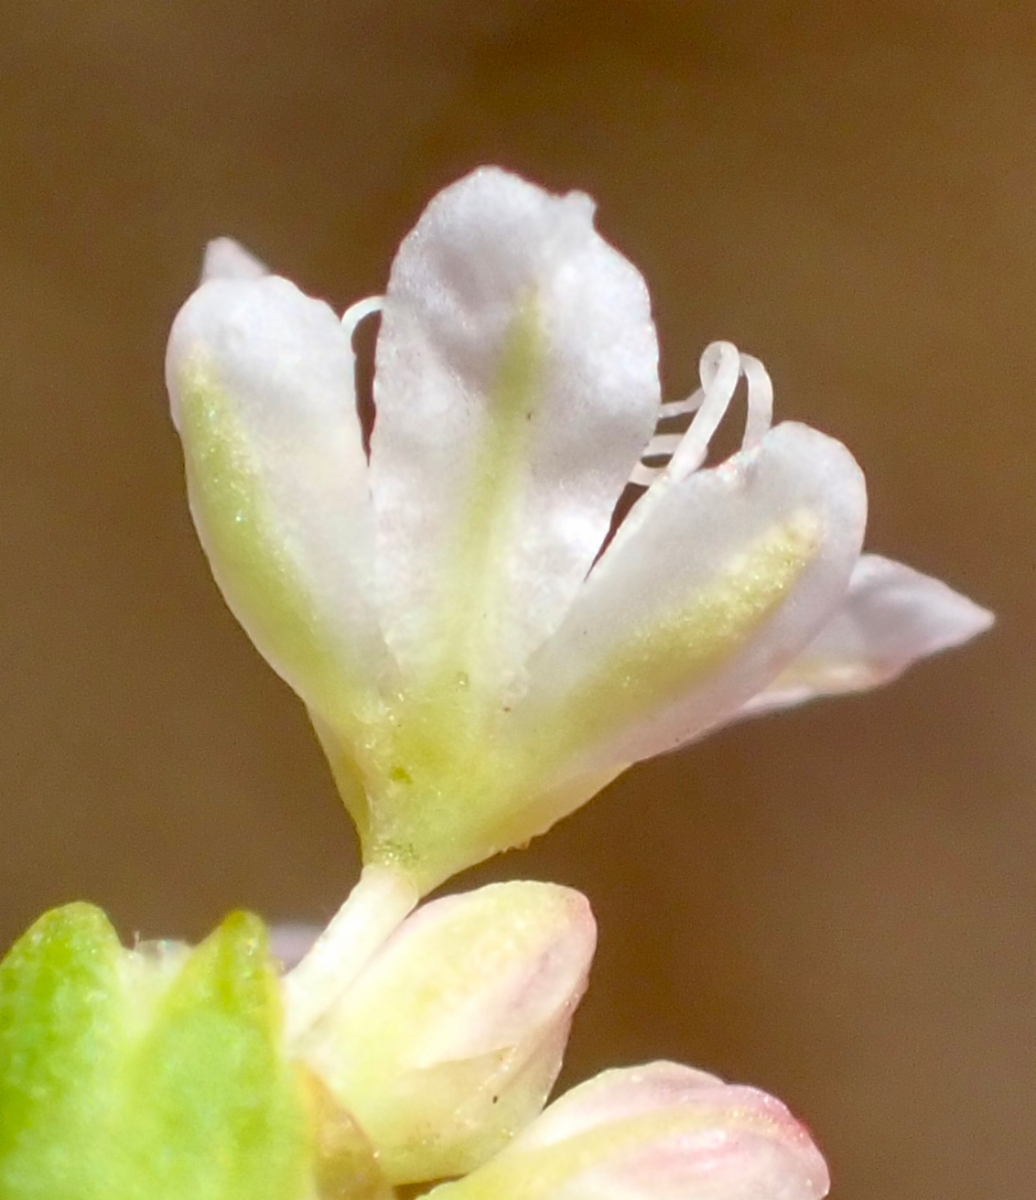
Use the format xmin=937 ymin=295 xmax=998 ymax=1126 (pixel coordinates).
xmin=428 ymin=1061 xmax=830 ymax=1200
xmin=294 ymin=881 xmax=596 ymax=1185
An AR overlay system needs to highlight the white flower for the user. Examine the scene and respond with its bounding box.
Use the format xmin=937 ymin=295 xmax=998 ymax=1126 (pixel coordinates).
xmin=166 ymin=167 xmax=992 ymax=893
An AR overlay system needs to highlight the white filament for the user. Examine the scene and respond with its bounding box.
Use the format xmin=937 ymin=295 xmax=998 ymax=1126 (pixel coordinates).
xmin=738 ymin=352 xmax=774 ymax=451
xmin=632 ymin=341 xmax=775 ymax=485
xmin=659 ymin=388 xmax=706 ymax=418
xmin=667 ymin=341 xmax=741 ymax=478
xmin=341 ymin=295 xmax=384 ymax=338
xmin=629 ymin=462 xmax=664 ymax=486
xmin=340 ymin=296 xmax=385 ymax=427
xmin=640 ymin=432 xmax=685 ymax=461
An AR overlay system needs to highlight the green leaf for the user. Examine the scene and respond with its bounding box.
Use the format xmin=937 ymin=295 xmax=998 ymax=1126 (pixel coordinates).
xmin=0 ymin=905 xmax=311 ymax=1200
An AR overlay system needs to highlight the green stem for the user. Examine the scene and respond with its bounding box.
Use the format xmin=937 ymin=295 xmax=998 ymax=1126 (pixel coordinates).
xmin=282 ymin=864 xmax=418 ymax=1044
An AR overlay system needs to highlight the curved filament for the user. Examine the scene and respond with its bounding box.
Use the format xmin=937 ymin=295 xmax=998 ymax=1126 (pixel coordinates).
xmin=631 ymin=341 xmax=776 ymax=486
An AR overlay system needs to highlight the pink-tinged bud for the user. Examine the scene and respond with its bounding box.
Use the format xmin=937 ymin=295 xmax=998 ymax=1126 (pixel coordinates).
xmin=427 ymin=1061 xmax=830 ymax=1200
xmin=295 ymin=881 xmax=596 ymax=1185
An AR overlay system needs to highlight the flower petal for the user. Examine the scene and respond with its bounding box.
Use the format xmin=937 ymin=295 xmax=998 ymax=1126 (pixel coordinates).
xmin=506 ymin=1061 xmax=725 ymax=1151
xmin=201 ymin=237 xmax=269 ymax=281
xmin=166 ymin=272 xmax=389 ymax=721
xmin=738 ymin=553 xmax=994 ymax=716
xmin=296 ymin=881 xmax=595 ymax=1185
xmin=427 ymin=1062 xmax=829 ymax=1200
xmin=513 ymin=422 xmax=867 ymax=778
xmin=369 ymin=166 xmax=660 ymax=698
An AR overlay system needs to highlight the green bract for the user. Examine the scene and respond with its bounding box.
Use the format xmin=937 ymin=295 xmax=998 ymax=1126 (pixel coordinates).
xmin=0 ymin=904 xmax=310 ymax=1200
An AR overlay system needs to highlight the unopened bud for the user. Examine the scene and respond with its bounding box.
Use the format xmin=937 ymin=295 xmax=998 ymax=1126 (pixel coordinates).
xmin=295 ymin=881 xmax=596 ymax=1185
xmin=427 ymin=1061 xmax=830 ymax=1200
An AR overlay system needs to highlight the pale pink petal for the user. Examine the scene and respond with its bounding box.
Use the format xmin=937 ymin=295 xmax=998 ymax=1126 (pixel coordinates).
xmin=739 ymin=554 xmax=994 ymax=716
xmin=509 ymin=1061 xmax=725 ymax=1151
xmin=429 ymin=1062 xmax=829 ymax=1200
xmin=513 ymin=423 xmax=866 ymax=779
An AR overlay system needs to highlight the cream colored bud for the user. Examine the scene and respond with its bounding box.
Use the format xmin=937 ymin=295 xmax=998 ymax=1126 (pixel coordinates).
xmin=295 ymin=881 xmax=596 ymax=1185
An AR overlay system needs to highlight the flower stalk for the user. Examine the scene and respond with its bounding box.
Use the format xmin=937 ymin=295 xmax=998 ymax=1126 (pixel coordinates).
xmin=283 ymin=864 xmax=418 ymax=1043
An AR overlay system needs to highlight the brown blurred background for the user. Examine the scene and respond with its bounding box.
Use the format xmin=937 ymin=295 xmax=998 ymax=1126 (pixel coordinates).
xmin=1 ymin=3 xmax=1033 ymax=1198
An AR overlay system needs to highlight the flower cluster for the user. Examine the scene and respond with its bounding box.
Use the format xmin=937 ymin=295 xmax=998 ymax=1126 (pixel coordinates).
xmin=0 ymin=168 xmax=990 ymax=1200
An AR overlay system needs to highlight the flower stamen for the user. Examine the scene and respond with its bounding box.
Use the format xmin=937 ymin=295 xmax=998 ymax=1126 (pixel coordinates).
xmin=738 ymin=351 xmax=775 ymax=452
xmin=631 ymin=341 xmax=775 ymax=486
xmin=660 ymin=391 xmax=706 ymax=419
xmin=342 ymin=296 xmax=385 ymax=456
xmin=640 ymin=432 xmax=684 ymax=462
xmin=341 ymin=295 xmax=384 ymax=337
